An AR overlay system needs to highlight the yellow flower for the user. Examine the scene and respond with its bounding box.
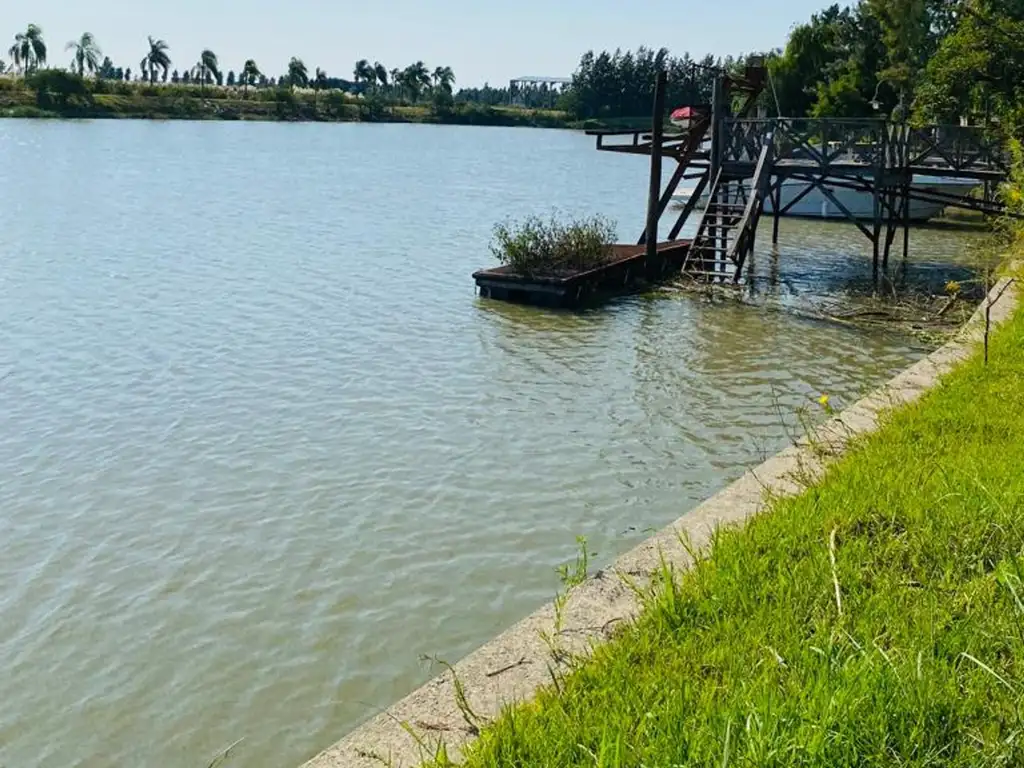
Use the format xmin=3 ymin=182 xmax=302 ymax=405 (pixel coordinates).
xmin=818 ymin=394 xmax=830 ymax=407
xmin=945 ymin=280 xmax=962 ymax=295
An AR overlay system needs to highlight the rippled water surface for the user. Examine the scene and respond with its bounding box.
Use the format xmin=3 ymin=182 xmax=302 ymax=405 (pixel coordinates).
xmin=0 ymin=120 xmax=982 ymax=767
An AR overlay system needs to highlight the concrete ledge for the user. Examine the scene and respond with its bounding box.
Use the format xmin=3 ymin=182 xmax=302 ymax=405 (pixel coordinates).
xmin=302 ymin=271 xmax=1019 ymax=768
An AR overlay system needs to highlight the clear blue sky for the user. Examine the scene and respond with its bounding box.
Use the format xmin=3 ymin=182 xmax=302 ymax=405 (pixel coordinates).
xmin=8 ymin=0 xmax=829 ymax=86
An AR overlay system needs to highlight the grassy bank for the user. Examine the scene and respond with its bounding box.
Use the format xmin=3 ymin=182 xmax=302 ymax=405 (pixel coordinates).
xmin=436 ymin=278 xmax=1024 ymax=766
xmin=0 ymin=78 xmax=578 ymax=128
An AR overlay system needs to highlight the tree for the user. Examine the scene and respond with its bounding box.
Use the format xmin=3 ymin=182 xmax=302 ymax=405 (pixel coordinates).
xmin=97 ymin=56 xmax=115 ymax=79
xmin=140 ymin=36 xmax=171 ymax=85
xmin=182 ymin=69 xmax=191 ymax=84
xmin=389 ymin=67 xmax=401 ymax=98
xmin=314 ymin=66 xmax=329 ymax=107
xmin=241 ymin=59 xmax=261 ymax=94
xmin=65 ymin=32 xmax=101 ymax=77
xmin=227 ymin=70 xmax=236 ymax=87
xmin=125 ymin=67 xmax=132 ymax=82
xmin=192 ymin=49 xmax=220 ymax=92
xmin=431 ymin=87 xmax=455 ymax=116
xmin=374 ymin=61 xmax=388 ymax=90
xmin=432 ymin=65 xmax=455 ymax=94
xmin=171 ymin=69 xmax=180 ymax=84
xmin=287 ymin=57 xmax=308 ymax=90
xmin=9 ymin=24 xmax=47 ymax=74
xmin=0 ymin=59 xmax=7 ymax=75
xmin=354 ymin=58 xmax=373 ymax=86
xmin=114 ymin=66 xmax=124 ymax=81
xmin=401 ymin=61 xmax=431 ymax=102
xmin=915 ymin=0 xmax=1024 ymax=127
xmin=865 ymin=0 xmax=931 ymax=116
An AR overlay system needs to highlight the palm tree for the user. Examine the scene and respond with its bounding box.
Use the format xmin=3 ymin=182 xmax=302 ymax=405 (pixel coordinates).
xmin=192 ymin=49 xmax=220 ymax=92
xmin=9 ymin=24 xmax=47 ymax=75
xmin=402 ymin=61 xmax=430 ymax=102
xmin=353 ymin=59 xmax=373 ymax=87
xmin=241 ymin=59 xmax=261 ymax=95
xmin=287 ymin=57 xmax=308 ymax=90
xmin=140 ymin=36 xmax=171 ymax=85
xmin=65 ymin=33 xmax=101 ymax=77
xmin=432 ymin=65 xmax=455 ymax=94
xmin=313 ymin=67 xmax=328 ymax=108
xmin=389 ymin=67 xmax=401 ymax=98
xmin=373 ymin=61 xmax=388 ymax=91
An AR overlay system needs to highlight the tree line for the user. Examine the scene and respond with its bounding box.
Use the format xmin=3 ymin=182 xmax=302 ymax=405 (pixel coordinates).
xmin=559 ymin=0 xmax=1024 ymax=132
xmin=4 ymin=24 xmax=459 ymax=105
xmin=8 ymin=1 xmax=1023 ymax=132
xmin=768 ymin=0 xmax=1024 ymax=129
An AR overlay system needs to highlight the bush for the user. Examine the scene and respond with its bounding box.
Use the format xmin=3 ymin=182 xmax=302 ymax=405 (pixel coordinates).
xmin=490 ymin=213 xmax=617 ymax=276
xmin=358 ymin=92 xmax=389 ymax=121
xmin=27 ymin=69 xmax=92 ymax=108
xmin=431 ymin=89 xmax=455 ymax=118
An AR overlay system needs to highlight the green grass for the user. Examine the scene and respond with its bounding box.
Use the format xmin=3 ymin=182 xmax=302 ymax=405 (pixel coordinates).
xmin=439 ymin=296 xmax=1024 ymax=768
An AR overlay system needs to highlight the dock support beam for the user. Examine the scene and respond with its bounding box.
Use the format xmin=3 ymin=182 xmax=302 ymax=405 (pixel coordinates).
xmin=871 ymin=183 xmax=881 ymax=276
xmin=902 ymin=180 xmax=910 ymax=261
xmin=644 ymin=69 xmax=668 ymax=267
xmin=771 ymin=180 xmax=781 ymax=245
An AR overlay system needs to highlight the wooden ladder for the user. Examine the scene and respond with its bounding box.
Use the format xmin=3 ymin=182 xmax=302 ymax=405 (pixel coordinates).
xmin=683 ymin=136 xmax=775 ymax=283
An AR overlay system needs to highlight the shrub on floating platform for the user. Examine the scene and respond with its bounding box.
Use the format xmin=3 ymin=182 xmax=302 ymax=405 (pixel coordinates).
xmin=490 ymin=213 xmax=617 ymax=276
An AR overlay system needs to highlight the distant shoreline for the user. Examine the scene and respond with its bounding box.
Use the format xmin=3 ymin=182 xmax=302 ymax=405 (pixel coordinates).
xmin=1 ymin=101 xmax=576 ymax=129
xmin=0 ymin=82 xmax=622 ymax=130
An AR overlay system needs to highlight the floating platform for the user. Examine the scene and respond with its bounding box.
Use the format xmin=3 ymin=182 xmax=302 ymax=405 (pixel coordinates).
xmin=473 ymin=240 xmax=692 ymax=309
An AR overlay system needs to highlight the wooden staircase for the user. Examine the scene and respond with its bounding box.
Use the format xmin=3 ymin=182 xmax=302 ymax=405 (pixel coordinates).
xmin=681 ymin=135 xmax=775 ymax=283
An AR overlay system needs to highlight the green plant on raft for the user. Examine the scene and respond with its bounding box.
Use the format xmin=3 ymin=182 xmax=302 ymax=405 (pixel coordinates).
xmin=489 ymin=213 xmax=616 ymax=277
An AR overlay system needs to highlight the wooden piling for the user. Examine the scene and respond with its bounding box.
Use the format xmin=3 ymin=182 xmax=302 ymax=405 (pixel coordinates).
xmin=771 ymin=181 xmax=781 ymax=245
xmin=871 ymin=183 xmax=881 ymax=276
xmin=902 ymin=180 xmax=910 ymax=261
xmin=645 ymin=70 xmax=668 ymax=266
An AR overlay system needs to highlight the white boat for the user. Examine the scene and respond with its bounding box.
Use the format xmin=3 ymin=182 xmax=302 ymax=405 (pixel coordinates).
xmin=673 ymin=175 xmax=979 ymax=222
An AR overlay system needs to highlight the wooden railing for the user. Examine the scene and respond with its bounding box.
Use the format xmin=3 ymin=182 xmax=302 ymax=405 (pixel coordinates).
xmin=722 ymin=118 xmax=889 ymax=169
xmin=720 ymin=118 xmax=1007 ymax=177
xmin=905 ymin=125 xmax=1008 ymax=173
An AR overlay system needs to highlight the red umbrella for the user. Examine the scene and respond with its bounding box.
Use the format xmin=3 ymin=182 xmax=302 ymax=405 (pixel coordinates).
xmin=671 ymin=106 xmax=698 ymax=120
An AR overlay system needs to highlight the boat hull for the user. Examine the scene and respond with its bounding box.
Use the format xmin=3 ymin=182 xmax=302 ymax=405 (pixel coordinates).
xmin=674 ymin=176 xmax=979 ymax=222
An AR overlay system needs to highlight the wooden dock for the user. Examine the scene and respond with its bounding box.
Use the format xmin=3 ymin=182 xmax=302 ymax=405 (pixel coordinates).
xmin=473 ymin=240 xmax=691 ymax=308
xmin=588 ymin=65 xmax=1013 ymax=283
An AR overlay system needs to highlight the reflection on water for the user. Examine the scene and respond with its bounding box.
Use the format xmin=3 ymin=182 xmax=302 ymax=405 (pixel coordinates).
xmin=0 ymin=119 xmax=983 ymax=768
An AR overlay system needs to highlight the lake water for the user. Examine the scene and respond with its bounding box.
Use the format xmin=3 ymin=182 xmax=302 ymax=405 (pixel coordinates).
xmin=0 ymin=120 xmax=981 ymax=768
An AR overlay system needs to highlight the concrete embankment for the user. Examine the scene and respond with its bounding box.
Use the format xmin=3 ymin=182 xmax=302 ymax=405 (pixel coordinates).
xmin=302 ymin=269 xmax=1019 ymax=768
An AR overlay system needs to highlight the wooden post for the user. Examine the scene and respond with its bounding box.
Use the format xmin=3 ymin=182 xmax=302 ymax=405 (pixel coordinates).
xmin=645 ymin=69 xmax=668 ymax=267
xmin=883 ymin=188 xmax=895 ymax=270
xmin=771 ymin=180 xmax=781 ymax=245
xmin=710 ymin=75 xmax=724 ymax=183
xmin=901 ymin=180 xmax=910 ymax=261
xmin=872 ymin=184 xmax=881 ymax=276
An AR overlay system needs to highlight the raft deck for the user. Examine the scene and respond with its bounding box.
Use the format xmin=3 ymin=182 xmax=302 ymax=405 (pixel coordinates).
xmin=473 ymin=240 xmax=692 ymax=309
